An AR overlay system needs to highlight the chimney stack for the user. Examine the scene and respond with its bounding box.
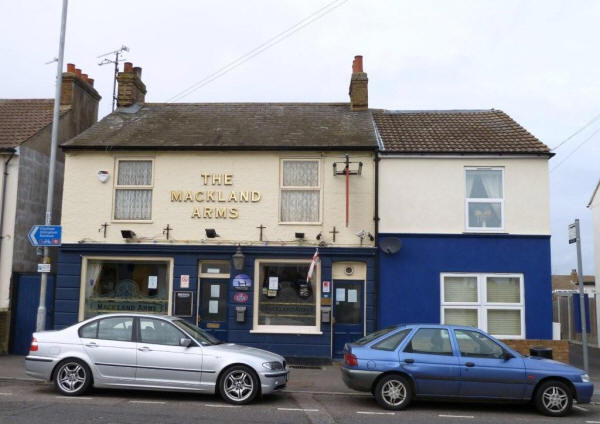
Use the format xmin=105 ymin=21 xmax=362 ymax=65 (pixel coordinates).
xmin=60 ymin=62 xmax=101 ymax=133
xmin=349 ymin=55 xmax=368 ymax=111
xmin=117 ymin=62 xmax=147 ymax=107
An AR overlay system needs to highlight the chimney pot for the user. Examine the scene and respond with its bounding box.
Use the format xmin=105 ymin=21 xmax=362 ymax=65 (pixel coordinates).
xmin=87 ymin=78 xmax=94 ymax=87
xmin=67 ymin=63 xmax=75 ymax=73
xmin=133 ymin=66 xmax=142 ymax=79
xmin=352 ymin=55 xmax=363 ymax=73
xmin=82 ymin=73 xmax=88 ymax=81
xmin=75 ymin=68 xmax=82 ymax=78
xmin=124 ymin=62 xmax=133 ymax=73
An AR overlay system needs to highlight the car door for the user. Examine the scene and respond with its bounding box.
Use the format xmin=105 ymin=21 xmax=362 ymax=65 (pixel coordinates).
xmin=453 ymin=329 xmax=526 ymax=399
xmin=80 ymin=316 xmax=137 ymax=383
xmin=135 ymin=317 xmax=204 ymax=389
xmin=400 ymin=327 xmax=460 ymax=396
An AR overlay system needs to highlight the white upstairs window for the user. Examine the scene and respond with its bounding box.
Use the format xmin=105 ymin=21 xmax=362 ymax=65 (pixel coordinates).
xmin=280 ymin=159 xmax=320 ymax=224
xmin=465 ymin=168 xmax=504 ymax=231
xmin=114 ymin=159 xmax=153 ymax=221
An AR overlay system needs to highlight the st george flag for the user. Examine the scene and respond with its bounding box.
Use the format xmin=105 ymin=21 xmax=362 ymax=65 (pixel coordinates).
xmin=307 ymin=248 xmax=319 ymax=282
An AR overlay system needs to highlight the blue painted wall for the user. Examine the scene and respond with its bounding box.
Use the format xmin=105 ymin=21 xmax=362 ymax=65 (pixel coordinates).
xmin=378 ymin=234 xmax=552 ymax=339
xmin=55 ymin=244 xmax=376 ymax=359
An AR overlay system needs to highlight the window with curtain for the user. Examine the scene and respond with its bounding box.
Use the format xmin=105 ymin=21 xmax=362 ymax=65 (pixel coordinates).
xmin=280 ymin=159 xmax=320 ymax=223
xmin=465 ymin=168 xmax=503 ymax=230
xmin=441 ymin=273 xmax=524 ymax=338
xmin=114 ymin=159 xmax=153 ymax=220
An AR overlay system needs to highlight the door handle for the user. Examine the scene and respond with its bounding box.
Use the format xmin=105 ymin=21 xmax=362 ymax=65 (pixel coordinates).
xmin=138 ymin=346 xmax=151 ymax=352
xmin=404 ymin=358 xmax=415 ymax=364
xmin=465 ymin=362 xmax=475 ymax=367
xmin=85 ymin=342 xmax=98 ymax=348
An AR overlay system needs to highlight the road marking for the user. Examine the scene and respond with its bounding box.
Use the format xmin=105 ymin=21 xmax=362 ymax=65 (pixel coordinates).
xmin=585 ymin=421 xmax=600 ymax=424
xmin=129 ymin=400 xmax=166 ymax=405
xmin=356 ymin=411 xmax=395 ymax=415
xmin=574 ymin=405 xmax=590 ymax=412
xmin=0 ymin=393 xmax=12 ymax=396
xmin=282 ymin=389 xmax=370 ymax=396
xmin=204 ymin=404 xmax=241 ymax=408
xmin=438 ymin=414 xmax=475 ymax=419
xmin=54 ymin=396 xmax=93 ymax=400
xmin=277 ymin=407 xmax=319 ymax=412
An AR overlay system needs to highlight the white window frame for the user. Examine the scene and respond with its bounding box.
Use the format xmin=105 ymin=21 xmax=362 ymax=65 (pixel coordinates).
xmin=78 ymin=256 xmax=174 ymax=321
xmin=251 ymin=258 xmax=322 ymax=335
xmin=465 ymin=167 xmax=504 ymax=232
xmin=112 ymin=157 xmax=155 ymax=223
xmin=279 ymin=158 xmax=322 ymax=225
xmin=440 ymin=272 xmax=525 ymax=339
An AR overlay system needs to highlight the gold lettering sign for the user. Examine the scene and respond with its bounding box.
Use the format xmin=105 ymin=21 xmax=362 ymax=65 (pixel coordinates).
xmin=171 ymin=173 xmax=259 ymax=219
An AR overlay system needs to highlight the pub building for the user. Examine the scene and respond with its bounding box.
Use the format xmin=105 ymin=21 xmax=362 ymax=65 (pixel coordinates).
xmin=55 ymin=58 xmax=377 ymax=359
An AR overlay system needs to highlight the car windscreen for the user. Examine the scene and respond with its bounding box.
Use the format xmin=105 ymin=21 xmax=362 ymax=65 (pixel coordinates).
xmin=354 ymin=325 xmax=400 ymax=346
xmin=172 ymin=319 xmax=222 ymax=346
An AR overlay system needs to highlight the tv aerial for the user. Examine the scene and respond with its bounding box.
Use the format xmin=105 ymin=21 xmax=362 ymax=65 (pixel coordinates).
xmin=97 ymin=45 xmax=129 ymax=111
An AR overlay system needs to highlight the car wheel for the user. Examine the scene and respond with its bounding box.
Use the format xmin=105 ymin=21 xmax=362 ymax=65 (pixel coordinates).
xmin=54 ymin=359 xmax=92 ymax=396
xmin=219 ymin=365 xmax=259 ymax=405
xmin=374 ymin=374 xmax=413 ymax=410
xmin=534 ymin=380 xmax=573 ymax=417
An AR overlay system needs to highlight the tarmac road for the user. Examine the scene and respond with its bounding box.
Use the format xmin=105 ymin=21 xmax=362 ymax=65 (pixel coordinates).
xmin=1 ymin=379 xmax=599 ymax=424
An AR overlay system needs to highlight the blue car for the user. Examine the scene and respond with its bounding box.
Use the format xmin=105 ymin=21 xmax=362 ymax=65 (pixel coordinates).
xmin=341 ymin=324 xmax=593 ymax=416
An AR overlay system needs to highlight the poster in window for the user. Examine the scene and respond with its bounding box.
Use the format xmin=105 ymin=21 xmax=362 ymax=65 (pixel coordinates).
xmin=336 ymin=288 xmax=346 ymax=302
xmin=148 ymin=275 xmax=158 ymax=290
xmin=347 ymin=289 xmax=358 ymax=303
xmin=174 ymin=291 xmax=193 ymax=317
xmin=210 ymin=284 xmax=220 ymax=298
xmin=209 ymin=300 xmax=219 ymax=314
xmin=268 ymin=277 xmax=279 ymax=290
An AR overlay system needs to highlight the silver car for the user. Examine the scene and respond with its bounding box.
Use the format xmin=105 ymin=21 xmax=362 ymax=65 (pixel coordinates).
xmin=25 ymin=313 xmax=289 ymax=404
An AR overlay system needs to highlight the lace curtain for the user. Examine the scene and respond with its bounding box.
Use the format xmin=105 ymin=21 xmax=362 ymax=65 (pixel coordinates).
xmin=281 ymin=161 xmax=319 ymax=222
xmin=466 ymin=169 xmax=502 ymax=199
xmin=115 ymin=161 xmax=152 ymax=220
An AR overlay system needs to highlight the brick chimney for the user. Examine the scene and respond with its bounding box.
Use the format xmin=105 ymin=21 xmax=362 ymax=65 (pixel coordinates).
xmin=349 ymin=55 xmax=368 ymax=111
xmin=61 ymin=63 xmax=101 ymax=133
xmin=117 ymin=62 xmax=147 ymax=107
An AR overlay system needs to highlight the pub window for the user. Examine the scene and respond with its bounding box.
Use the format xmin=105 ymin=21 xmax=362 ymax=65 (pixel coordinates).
xmin=81 ymin=258 xmax=171 ymax=320
xmin=253 ymin=259 xmax=321 ymax=333
xmin=114 ymin=159 xmax=153 ymax=220
xmin=280 ymin=159 xmax=320 ymax=223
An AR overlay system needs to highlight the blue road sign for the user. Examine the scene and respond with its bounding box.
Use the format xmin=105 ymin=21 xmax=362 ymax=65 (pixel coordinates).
xmin=28 ymin=225 xmax=62 ymax=247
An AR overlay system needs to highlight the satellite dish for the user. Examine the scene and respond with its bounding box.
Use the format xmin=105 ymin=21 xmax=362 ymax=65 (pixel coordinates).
xmin=379 ymin=237 xmax=402 ymax=254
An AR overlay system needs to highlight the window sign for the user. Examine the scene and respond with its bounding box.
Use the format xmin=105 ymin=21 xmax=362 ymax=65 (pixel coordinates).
xmin=336 ymin=288 xmax=346 ymax=302
xmin=180 ymin=274 xmax=190 ymax=289
xmin=232 ymin=274 xmax=252 ymax=290
xmin=210 ymin=284 xmax=220 ymax=298
xmin=209 ymin=300 xmax=219 ymax=314
xmin=268 ymin=277 xmax=279 ymax=290
xmin=347 ymin=289 xmax=358 ymax=303
xmin=322 ymin=280 xmax=330 ymax=293
xmin=148 ymin=275 xmax=158 ymax=290
xmin=207 ymin=268 xmax=220 ymax=274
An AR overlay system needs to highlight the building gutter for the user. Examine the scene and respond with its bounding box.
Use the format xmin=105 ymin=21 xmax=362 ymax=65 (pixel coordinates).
xmin=0 ymin=148 xmax=17 ymax=262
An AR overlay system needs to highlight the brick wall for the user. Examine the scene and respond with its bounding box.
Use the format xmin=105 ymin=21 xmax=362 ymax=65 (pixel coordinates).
xmin=504 ymin=339 xmax=569 ymax=364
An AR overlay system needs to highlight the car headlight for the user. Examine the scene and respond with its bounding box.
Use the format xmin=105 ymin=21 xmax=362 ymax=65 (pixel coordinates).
xmin=262 ymin=361 xmax=283 ymax=371
xmin=581 ymin=374 xmax=590 ymax=383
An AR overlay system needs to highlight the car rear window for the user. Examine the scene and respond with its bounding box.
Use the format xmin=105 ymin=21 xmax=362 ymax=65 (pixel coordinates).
xmin=354 ymin=326 xmax=399 ymax=346
xmin=372 ymin=329 xmax=411 ymax=351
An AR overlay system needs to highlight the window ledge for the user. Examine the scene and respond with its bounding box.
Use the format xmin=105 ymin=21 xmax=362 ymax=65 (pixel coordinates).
xmin=250 ymin=329 xmax=323 ymax=335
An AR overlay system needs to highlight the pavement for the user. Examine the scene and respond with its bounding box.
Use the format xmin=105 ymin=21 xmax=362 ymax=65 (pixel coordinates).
xmin=2 ymin=352 xmax=600 ymax=423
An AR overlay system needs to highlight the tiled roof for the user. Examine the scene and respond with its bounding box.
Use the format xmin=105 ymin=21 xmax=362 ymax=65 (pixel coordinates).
xmin=62 ymin=103 xmax=378 ymax=150
xmin=0 ymin=99 xmax=70 ymax=150
xmin=373 ymin=109 xmax=551 ymax=155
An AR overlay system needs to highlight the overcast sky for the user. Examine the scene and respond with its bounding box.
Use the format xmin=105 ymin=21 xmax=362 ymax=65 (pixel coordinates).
xmin=2 ymin=0 xmax=598 ymax=274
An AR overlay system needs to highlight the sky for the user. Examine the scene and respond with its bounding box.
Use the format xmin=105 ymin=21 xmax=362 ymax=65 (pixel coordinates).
xmin=1 ymin=0 xmax=598 ymax=275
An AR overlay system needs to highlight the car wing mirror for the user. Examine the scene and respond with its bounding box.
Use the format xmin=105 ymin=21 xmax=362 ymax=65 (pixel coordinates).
xmin=180 ymin=337 xmax=192 ymax=348
xmin=503 ymin=351 xmax=514 ymax=361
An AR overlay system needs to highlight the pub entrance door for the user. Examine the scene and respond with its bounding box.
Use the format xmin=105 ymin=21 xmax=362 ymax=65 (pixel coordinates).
xmin=197 ymin=261 xmax=230 ymax=341
xmin=332 ymin=279 xmax=364 ymax=358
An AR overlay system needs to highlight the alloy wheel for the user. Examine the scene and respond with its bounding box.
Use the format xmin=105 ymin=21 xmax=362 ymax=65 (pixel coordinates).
xmin=541 ymin=385 xmax=569 ymax=413
xmin=223 ymin=370 xmax=254 ymax=402
xmin=381 ymin=379 xmax=407 ymax=407
xmin=56 ymin=362 xmax=87 ymax=394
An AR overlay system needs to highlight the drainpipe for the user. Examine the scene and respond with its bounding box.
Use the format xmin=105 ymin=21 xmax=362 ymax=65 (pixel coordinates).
xmin=373 ymin=152 xmax=380 ymax=330
xmin=0 ymin=149 xmax=16 ymax=261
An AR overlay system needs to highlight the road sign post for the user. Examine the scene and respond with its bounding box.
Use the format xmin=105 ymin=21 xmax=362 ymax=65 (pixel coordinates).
xmin=569 ymin=220 xmax=589 ymax=374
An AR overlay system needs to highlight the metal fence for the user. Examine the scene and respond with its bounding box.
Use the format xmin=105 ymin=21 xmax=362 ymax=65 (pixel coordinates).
xmin=553 ymin=292 xmax=598 ymax=346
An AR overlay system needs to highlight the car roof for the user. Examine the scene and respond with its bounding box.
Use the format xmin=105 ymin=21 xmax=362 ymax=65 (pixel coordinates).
xmin=395 ymin=324 xmax=483 ymax=331
xmin=83 ymin=313 xmax=180 ymax=322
